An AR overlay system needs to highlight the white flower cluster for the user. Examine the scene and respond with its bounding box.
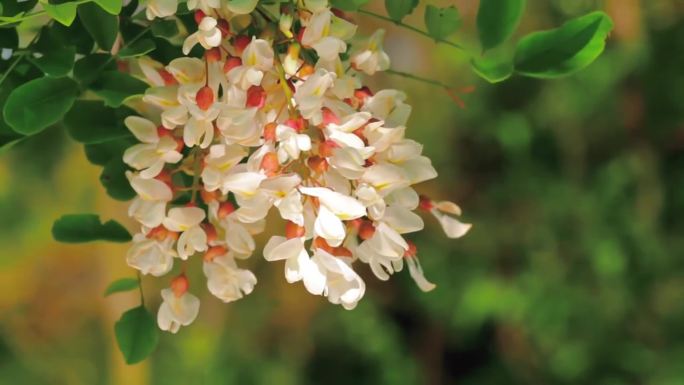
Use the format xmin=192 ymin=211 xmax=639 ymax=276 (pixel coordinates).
xmin=124 ymin=0 xmax=471 ymax=333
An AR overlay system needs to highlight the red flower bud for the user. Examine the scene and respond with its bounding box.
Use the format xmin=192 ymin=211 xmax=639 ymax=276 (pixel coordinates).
xmin=196 ymin=86 xmax=214 ymax=110
xmin=285 ymin=221 xmax=305 ymax=239
xmin=217 ymin=19 xmax=230 ymax=37
xmin=204 ymin=246 xmax=227 ymax=262
xmin=246 ymin=85 xmax=266 ymax=108
xmin=263 ymin=122 xmax=277 ymax=142
xmin=418 ymin=195 xmax=434 ymax=211
xmin=233 ymin=35 xmax=250 ymax=55
xmin=285 ymin=116 xmax=305 ymax=133
xmin=200 ymin=189 xmax=219 ymax=204
xmin=158 ymin=69 xmax=177 ymax=86
xmin=404 ymin=241 xmax=418 ymax=258
xmin=260 ymin=152 xmax=280 ymax=177
xmin=218 ymin=201 xmax=236 ymax=219
xmin=318 ymin=140 xmax=339 ymax=158
xmin=205 ymin=47 xmax=221 ymax=62
xmin=171 ymin=274 xmax=189 ymax=297
xmin=358 ymin=221 xmax=375 ymax=241
xmin=307 ymin=155 xmax=328 ymax=174
xmin=194 ymin=10 xmax=206 ymax=24
xmin=223 ymin=56 xmax=242 ymax=73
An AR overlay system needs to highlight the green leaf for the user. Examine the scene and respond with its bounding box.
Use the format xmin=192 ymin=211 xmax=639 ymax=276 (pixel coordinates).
xmin=74 ymin=53 xmax=116 ymax=86
xmin=105 ymin=278 xmax=139 ymax=296
xmin=30 ymin=27 xmax=76 ymax=77
xmin=100 ymin=157 xmax=135 ymax=201
xmin=477 ymin=0 xmax=526 ymax=51
xmin=151 ymin=19 xmax=179 ymax=40
xmin=78 ymin=2 xmax=118 ymax=50
xmin=514 ymin=11 xmax=614 ymax=78
xmin=84 ymin=137 xmax=135 ymax=165
xmin=330 ymin=0 xmax=369 ymax=11
xmin=64 ymin=100 xmax=133 ymax=143
xmin=424 ymin=5 xmax=461 ymax=40
xmin=52 ymin=214 xmax=131 ymax=243
xmin=471 ymin=57 xmax=513 ymax=83
xmin=0 ymin=0 xmax=37 ymax=17
xmin=43 ymin=1 xmax=78 ymax=26
xmin=118 ymin=39 xmax=156 ymax=58
xmin=384 ymin=0 xmax=418 ymax=22
xmin=115 ymin=306 xmax=159 ymax=365
xmin=2 ymin=77 xmax=79 ymax=136
xmin=91 ymin=71 xmax=148 ymax=107
xmin=93 ymin=0 xmax=122 ymax=15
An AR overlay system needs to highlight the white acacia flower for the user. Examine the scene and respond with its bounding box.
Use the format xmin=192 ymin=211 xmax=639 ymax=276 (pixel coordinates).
xmin=186 ymin=0 xmax=219 ymax=11
xmin=203 ymin=254 xmax=257 ymax=302
xmin=352 ymin=29 xmax=390 ymax=75
xmin=300 ymin=186 xmax=365 ymax=246
xmin=127 ymin=174 xmax=173 ymax=228
xmin=301 ymin=9 xmax=355 ymax=62
xmin=216 ymin=106 xmax=262 ymax=146
xmin=428 ymin=200 xmax=472 ymax=239
xmin=163 ymin=207 xmax=208 ymax=259
xmin=260 ymin=174 xmax=304 ymax=225
xmin=406 ymin=253 xmax=436 ymax=292
xmin=122 ymin=0 xmax=472 ymax=323
xmin=311 ymin=248 xmax=365 ymax=310
xmin=126 ymin=233 xmax=176 ymax=276
xmin=227 ymin=38 xmax=274 ymax=90
xmin=275 ymin=124 xmax=312 ymax=163
xmin=157 ymin=288 xmax=200 ymax=333
xmin=146 ymin=0 xmax=178 ymax=20
xmin=182 ymin=17 xmax=223 ymax=55
xmin=201 ymin=144 xmax=249 ymax=192
xmin=363 ymin=90 xmax=412 ymax=128
xmin=294 ymin=68 xmax=336 ymax=125
xmin=263 ymin=236 xmax=325 ymax=294
xmin=123 ymin=117 xmax=182 ymax=179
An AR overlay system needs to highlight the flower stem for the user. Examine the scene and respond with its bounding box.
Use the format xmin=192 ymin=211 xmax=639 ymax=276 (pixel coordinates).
xmin=384 ymin=68 xmax=452 ymax=89
xmin=137 ymin=271 xmax=145 ymax=306
xmin=190 ymin=147 xmax=202 ymax=203
xmin=357 ymin=9 xmax=465 ymax=51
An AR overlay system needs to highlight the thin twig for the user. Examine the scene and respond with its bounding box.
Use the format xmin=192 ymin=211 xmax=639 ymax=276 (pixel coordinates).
xmin=385 ymin=68 xmax=451 ymax=89
xmin=357 ymin=9 xmax=465 ymax=51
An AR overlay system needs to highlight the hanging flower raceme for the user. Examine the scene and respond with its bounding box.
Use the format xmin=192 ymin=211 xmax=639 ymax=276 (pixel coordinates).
xmin=123 ymin=0 xmax=471 ymax=333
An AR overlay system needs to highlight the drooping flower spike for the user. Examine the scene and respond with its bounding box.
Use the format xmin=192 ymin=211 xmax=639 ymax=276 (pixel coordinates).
xmin=123 ymin=0 xmax=471 ymax=332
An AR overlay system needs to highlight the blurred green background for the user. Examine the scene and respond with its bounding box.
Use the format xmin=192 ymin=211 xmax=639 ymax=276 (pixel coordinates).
xmin=2 ymin=0 xmax=684 ymax=384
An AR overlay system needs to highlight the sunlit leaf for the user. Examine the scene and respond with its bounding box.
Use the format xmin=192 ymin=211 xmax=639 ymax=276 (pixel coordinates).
xmin=384 ymin=0 xmax=418 ymax=22
xmin=471 ymin=57 xmax=513 ymax=83
xmin=93 ymin=0 xmax=122 ymax=15
xmin=424 ymin=5 xmax=461 ymax=40
xmin=105 ymin=278 xmax=139 ymax=296
xmin=514 ymin=11 xmax=614 ymax=78
xmin=477 ymin=0 xmax=526 ymax=51
xmin=43 ymin=1 xmax=78 ymax=26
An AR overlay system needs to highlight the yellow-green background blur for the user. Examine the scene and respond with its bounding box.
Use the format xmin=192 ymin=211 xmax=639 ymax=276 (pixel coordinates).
xmin=2 ymin=0 xmax=684 ymax=384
